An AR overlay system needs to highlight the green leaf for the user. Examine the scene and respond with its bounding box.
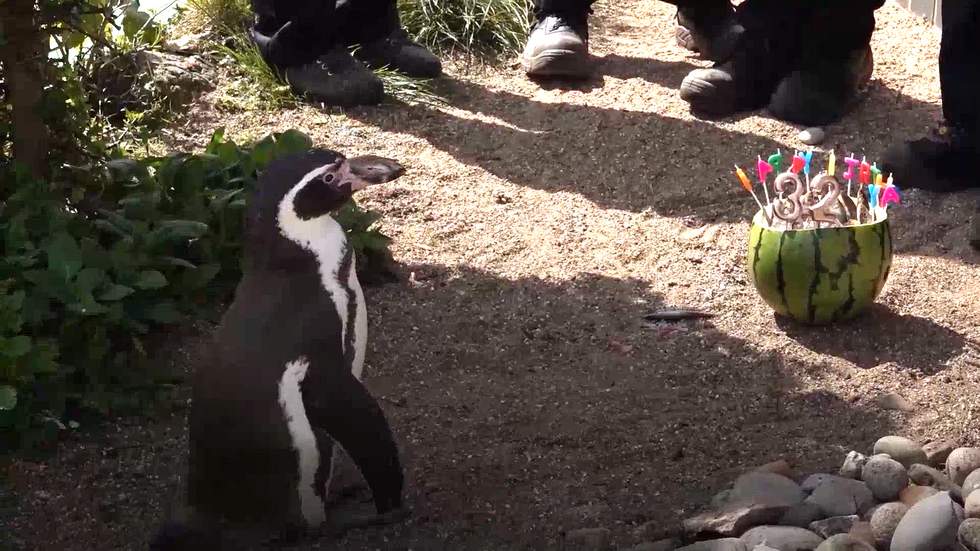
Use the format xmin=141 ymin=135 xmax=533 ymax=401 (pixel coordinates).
xmin=99 ymin=284 xmax=135 ymax=301
xmin=2 ymin=336 xmax=32 ymax=358
xmin=66 ymin=296 xmax=110 ymax=316
xmin=20 ymin=294 xmax=53 ymax=325
xmin=150 ymin=220 xmax=209 ymax=241
xmin=142 ymin=300 xmax=181 ymax=323
xmin=135 ymin=270 xmax=168 ymax=290
xmin=0 ymin=386 xmax=16 ymax=410
xmin=210 ymin=189 xmax=244 ymax=212
xmin=23 ymin=269 xmax=75 ymax=304
xmin=46 ymin=232 xmax=84 ymax=281
xmin=161 ymin=257 xmax=197 ymax=269
xmin=74 ymin=267 xmax=106 ymax=295
xmin=274 ymin=130 xmax=312 ymax=157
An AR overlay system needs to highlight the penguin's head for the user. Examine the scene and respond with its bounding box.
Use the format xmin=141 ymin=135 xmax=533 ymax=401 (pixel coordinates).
xmin=246 ymin=149 xmax=405 ymax=269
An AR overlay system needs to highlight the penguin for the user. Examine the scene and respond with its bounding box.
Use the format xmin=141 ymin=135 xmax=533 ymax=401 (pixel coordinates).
xmin=151 ymin=149 xmax=408 ymax=549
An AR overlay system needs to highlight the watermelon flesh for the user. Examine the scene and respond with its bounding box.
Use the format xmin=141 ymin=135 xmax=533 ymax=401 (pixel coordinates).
xmin=746 ymin=208 xmax=893 ymax=325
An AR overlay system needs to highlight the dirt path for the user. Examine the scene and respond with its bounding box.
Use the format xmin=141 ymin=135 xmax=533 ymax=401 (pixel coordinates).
xmin=8 ymin=1 xmax=980 ymax=550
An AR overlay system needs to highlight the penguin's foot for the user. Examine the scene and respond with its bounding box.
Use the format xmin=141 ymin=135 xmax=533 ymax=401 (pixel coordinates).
xmin=321 ymin=506 xmax=412 ymax=537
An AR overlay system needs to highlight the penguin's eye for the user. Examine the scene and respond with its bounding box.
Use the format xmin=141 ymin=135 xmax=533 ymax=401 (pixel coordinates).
xmin=320 ymin=172 xmax=336 ymax=184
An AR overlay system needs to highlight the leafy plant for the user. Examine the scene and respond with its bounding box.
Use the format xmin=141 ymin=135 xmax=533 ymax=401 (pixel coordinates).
xmin=398 ymin=0 xmax=533 ymax=58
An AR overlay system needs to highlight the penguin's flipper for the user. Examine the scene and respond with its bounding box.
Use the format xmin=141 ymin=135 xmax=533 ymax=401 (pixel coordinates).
xmin=300 ymin=371 xmax=405 ymax=516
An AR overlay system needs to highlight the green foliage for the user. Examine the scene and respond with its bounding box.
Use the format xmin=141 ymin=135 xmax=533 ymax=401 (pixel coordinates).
xmin=0 ymin=127 xmax=394 ymax=453
xmin=169 ymin=0 xmax=253 ymax=38
xmin=399 ymin=0 xmax=533 ymax=58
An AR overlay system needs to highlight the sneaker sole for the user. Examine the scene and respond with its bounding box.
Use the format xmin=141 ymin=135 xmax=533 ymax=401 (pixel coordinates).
xmin=678 ymin=76 xmax=751 ymax=117
xmin=522 ymin=50 xmax=592 ymax=78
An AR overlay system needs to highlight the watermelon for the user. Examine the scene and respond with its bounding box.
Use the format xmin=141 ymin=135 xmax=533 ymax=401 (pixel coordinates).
xmin=746 ymin=209 xmax=893 ymax=325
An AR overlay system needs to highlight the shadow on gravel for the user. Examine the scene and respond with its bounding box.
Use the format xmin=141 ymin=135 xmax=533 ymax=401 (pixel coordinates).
xmin=776 ymin=303 xmax=967 ymax=373
xmin=9 ymin=264 xmax=901 ymax=551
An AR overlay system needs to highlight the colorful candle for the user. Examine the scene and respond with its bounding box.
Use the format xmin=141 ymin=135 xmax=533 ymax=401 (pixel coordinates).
xmin=767 ymin=150 xmax=782 ymax=173
xmin=802 ymin=149 xmax=814 ymax=176
xmin=757 ymin=156 xmax=773 ymax=206
xmin=790 ymin=154 xmax=805 ymax=174
xmin=735 ymin=165 xmax=767 ymax=216
xmin=828 ymin=150 xmax=836 ymax=174
xmin=843 ymin=154 xmax=860 ymax=197
xmin=859 ymin=157 xmax=871 ymax=185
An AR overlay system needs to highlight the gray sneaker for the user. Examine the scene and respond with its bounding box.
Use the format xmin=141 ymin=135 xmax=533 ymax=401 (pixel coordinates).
xmin=521 ymin=14 xmax=591 ymax=78
xmin=284 ymin=46 xmax=385 ymax=107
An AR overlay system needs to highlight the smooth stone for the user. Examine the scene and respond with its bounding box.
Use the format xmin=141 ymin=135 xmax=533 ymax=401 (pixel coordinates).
xmin=756 ymin=460 xmax=797 ymax=481
xmin=870 ymin=502 xmax=908 ymax=549
xmin=740 ymin=526 xmax=824 ymax=551
xmin=780 ymin=503 xmax=826 ymax=528
xmin=948 ymin=448 xmax=980 ymax=487
xmin=890 ymin=491 xmax=964 ymax=551
xmin=712 ymin=489 xmax=735 ymax=509
xmin=564 ymin=528 xmax=612 ymax=550
xmin=798 ymin=127 xmax=826 ymax=145
xmin=849 ymin=522 xmax=877 ymax=548
xmin=683 ymin=502 xmax=788 ymax=538
xmin=731 ymin=472 xmax=806 ymax=507
xmin=801 ymin=474 xmax=836 ymax=494
xmin=966 ymin=490 xmax=980 ymax=519
xmin=633 ymin=540 xmax=679 ymax=551
xmin=752 ymin=546 xmax=782 ymax=551
xmin=908 ymin=464 xmax=954 ymax=491
xmin=874 ymin=436 xmax=928 ymax=469
xmin=814 ymin=534 xmax=875 ymax=551
xmin=965 ymin=469 xmax=980 ymax=499
xmin=960 ymin=518 xmax=980 ymax=551
xmin=809 ymin=515 xmax=860 ymax=538
xmin=675 ymin=538 xmax=747 ymax=551
xmin=862 ymin=456 xmax=909 ymax=501
xmin=840 ymin=452 xmax=869 ymax=480
xmin=874 ymin=392 xmax=915 ymax=412
xmin=805 ymin=476 xmax=875 ymax=517
xmin=923 ymin=439 xmax=958 ymax=468
xmin=900 ymin=485 xmax=940 ymax=508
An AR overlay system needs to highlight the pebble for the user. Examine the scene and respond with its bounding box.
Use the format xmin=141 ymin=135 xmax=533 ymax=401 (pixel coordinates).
xmin=683 ymin=502 xmax=788 ymax=538
xmin=960 ymin=518 xmax=980 ymax=551
xmin=756 ymin=460 xmax=797 ymax=481
xmin=848 ymin=521 xmax=876 ymax=548
xmin=564 ymin=528 xmax=612 ymax=550
xmin=874 ymin=436 xmax=928 ymax=469
xmin=814 ymin=534 xmax=874 ymax=551
xmin=900 ymin=485 xmax=940 ymax=508
xmin=924 ymin=439 xmax=958 ymax=468
xmin=908 ymin=464 xmax=955 ymax=491
xmin=740 ymin=526 xmax=824 ymax=551
xmin=802 ymin=474 xmax=837 ymax=494
xmin=675 ymin=538 xmax=747 ymax=551
xmin=862 ymin=456 xmax=909 ymax=501
xmin=798 ymin=127 xmax=826 ymax=145
xmin=966 ymin=469 xmax=980 ymax=499
xmin=839 ymin=452 xmax=868 ymax=480
xmin=731 ymin=472 xmax=806 ymax=507
xmin=948 ymin=449 xmax=980 ymax=487
xmin=633 ymin=540 xmax=679 ymax=551
xmin=870 ymin=502 xmax=909 ymax=549
xmin=966 ymin=490 xmax=980 ymax=519
xmin=874 ymin=392 xmax=915 ymax=412
xmin=780 ymin=503 xmax=827 ymax=528
xmin=804 ymin=476 xmax=875 ymax=517
xmin=808 ymin=516 xmax=860 ymax=538
xmin=890 ymin=491 xmax=964 ymax=551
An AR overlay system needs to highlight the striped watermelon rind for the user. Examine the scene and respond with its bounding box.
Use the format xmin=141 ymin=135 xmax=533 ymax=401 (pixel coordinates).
xmin=746 ymin=208 xmax=893 ymax=325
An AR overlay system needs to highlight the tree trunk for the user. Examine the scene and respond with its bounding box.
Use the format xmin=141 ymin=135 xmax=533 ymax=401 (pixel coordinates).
xmin=0 ymin=0 xmax=51 ymax=183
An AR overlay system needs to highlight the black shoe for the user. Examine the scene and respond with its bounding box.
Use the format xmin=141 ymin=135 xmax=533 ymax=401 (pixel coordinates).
xmin=354 ymin=27 xmax=442 ymax=79
xmin=675 ymin=3 xmax=743 ymax=61
xmin=521 ymin=13 xmax=591 ymax=78
xmin=679 ymin=32 xmax=796 ymax=118
xmin=283 ymin=47 xmax=386 ymax=107
xmin=970 ymin=205 xmax=980 ymax=251
xmin=768 ymin=45 xmax=873 ymax=127
xmin=880 ymin=123 xmax=980 ymax=193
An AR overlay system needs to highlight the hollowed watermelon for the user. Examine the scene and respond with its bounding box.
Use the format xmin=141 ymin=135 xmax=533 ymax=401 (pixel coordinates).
xmin=746 ymin=208 xmax=893 ymax=325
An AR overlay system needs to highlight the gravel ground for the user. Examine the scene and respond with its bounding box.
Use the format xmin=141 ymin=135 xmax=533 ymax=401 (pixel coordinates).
xmin=6 ymin=1 xmax=980 ymax=550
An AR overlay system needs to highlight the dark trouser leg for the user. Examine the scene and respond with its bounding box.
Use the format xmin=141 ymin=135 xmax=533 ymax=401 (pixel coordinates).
xmin=765 ymin=0 xmax=885 ymax=126
xmin=338 ymin=0 xmax=443 ymax=77
xmin=250 ymin=0 xmax=338 ymax=69
xmin=532 ymin=0 xmax=595 ymax=16
xmin=334 ymin=0 xmax=400 ymax=46
xmin=881 ymin=0 xmax=980 ymax=193
xmin=939 ymin=0 xmax=980 ymax=140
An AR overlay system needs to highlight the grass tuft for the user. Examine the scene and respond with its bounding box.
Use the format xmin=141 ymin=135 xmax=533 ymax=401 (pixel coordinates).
xmin=171 ymin=0 xmax=254 ymax=38
xmin=399 ymin=0 xmax=533 ymax=59
xmin=213 ymin=35 xmax=297 ymax=111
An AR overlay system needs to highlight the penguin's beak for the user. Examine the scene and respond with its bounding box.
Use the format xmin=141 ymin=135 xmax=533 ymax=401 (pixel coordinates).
xmin=346 ymin=155 xmax=406 ymax=191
